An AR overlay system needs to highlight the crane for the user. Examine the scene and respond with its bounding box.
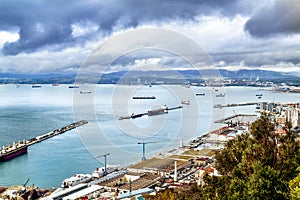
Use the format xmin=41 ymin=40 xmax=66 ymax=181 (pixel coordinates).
xmin=138 ymin=141 xmax=156 ymax=161
xmin=96 ymin=153 xmax=110 ymax=175
xmin=233 ymin=109 xmax=240 ymax=127
xmin=21 ymin=178 xmax=30 ymax=193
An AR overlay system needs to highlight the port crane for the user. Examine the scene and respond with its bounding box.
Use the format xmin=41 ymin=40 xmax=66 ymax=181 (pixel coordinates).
xmin=21 ymin=178 xmax=30 ymax=193
xmin=138 ymin=141 xmax=156 ymax=161
xmin=96 ymin=153 xmax=110 ymax=175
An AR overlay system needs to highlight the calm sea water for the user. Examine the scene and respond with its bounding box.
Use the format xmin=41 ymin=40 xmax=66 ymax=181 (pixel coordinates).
xmin=0 ymin=84 xmax=299 ymax=188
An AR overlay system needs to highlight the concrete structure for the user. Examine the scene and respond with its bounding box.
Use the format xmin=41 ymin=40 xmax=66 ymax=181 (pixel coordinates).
xmin=285 ymin=107 xmax=300 ymax=128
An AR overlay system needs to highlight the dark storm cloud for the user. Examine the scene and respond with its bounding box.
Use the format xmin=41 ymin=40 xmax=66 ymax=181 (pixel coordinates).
xmin=0 ymin=0 xmax=243 ymax=55
xmin=244 ymin=0 xmax=300 ymax=37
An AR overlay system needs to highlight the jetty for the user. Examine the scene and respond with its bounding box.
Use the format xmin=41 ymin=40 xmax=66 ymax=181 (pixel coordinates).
xmin=0 ymin=120 xmax=88 ymax=161
xmin=118 ymin=105 xmax=183 ymax=120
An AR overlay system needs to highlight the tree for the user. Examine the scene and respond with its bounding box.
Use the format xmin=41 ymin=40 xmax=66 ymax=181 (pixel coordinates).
xmin=213 ymin=114 xmax=300 ymax=199
xmin=289 ymin=168 xmax=300 ymax=200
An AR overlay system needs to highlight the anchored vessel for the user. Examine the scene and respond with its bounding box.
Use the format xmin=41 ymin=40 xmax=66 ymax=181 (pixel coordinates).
xmin=181 ymin=100 xmax=190 ymax=105
xmin=132 ymin=96 xmax=156 ymax=99
xmin=80 ymin=90 xmax=92 ymax=94
xmin=32 ymin=84 xmax=42 ymax=88
xmin=216 ymin=93 xmax=225 ymax=97
xmin=0 ymin=120 xmax=88 ymax=162
xmin=68 ymin=85 xmax=79 ymax=88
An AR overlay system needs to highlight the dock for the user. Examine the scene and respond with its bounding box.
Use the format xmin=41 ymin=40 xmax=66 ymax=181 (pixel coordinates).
xmin=118 ymin=105 xmax=182 ymax=120
xmin=214 ymin=102 xmax=257 ymax=108
xmin=214 ymin=114 xmax=257 ymax=124
xmin=0 ymin=120 xmax=88 ymax=161
xmin=26 ymin=120 xmax=88 ymax=146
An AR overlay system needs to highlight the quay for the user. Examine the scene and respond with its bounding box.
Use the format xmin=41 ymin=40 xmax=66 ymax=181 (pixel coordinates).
xmin=214 ymin=102 xmax=257 ymax=108
xmin=0 ymin=120 xmax=88 ymax=162
xmin=214 ymin=114 xmax=257 ymax=125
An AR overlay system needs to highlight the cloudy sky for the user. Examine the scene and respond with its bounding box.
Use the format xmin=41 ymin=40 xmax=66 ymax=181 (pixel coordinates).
xmin=0 ymin=0 xmax=299 ymax=74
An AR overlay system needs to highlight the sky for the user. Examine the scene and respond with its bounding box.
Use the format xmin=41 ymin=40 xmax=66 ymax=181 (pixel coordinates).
xmin=0 ymin=0 xmax=300 ymax=74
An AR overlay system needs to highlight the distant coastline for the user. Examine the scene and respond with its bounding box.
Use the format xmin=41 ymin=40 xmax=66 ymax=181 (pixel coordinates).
xmin=0 ymin=69 xmax=300 ymax=86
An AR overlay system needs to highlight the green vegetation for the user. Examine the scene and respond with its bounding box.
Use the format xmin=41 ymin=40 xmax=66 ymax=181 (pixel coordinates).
xmin=154 ymin=114 xmax=300 ymax=199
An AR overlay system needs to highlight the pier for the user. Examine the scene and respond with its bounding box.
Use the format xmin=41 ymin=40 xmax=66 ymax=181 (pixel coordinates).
xmin=118 ymin=105 xmax=183 ymax=120
xmin=26 ymin=120 xmax=88 ymax=146
xmin=0 ymin=120 xmax=88 ymax=161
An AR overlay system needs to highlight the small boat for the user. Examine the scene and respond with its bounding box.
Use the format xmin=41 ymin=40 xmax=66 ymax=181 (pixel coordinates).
xmin=69 ymin=85 xmax=79 ymax=88
xmin=132 ymin=96 xmax=156 ymax=99
xmin=80 ymin=90 xmax=92 ymax=94
xmin=255 ymin=94 xmax=263 ymax=97
xmin=196 ymin=93 xmax=205 ymax=96
xmin=216 ymin=93 xmax=225 ymax=97
xmin=61 ymin=174 xmax=92 ymax=188
xmin=32 ymin=84 xmax=42 ymax=88
xmin=52 ymin=84 xmax=59 ymax=86
xmin=181 ymin=100 xmax=190 ymax=105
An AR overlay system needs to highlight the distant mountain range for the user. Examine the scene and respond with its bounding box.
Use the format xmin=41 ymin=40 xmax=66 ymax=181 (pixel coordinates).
xmin=100 ymin=69 xmax=297 ymax=81
xmin=0 ymin=69 xmax=297 ymax=84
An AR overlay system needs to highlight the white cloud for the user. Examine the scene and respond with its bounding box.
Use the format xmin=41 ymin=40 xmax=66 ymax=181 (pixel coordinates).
xmin=0 ymin=40 xmax=98 ymax=73
xmin=0 ymin=11 xmax=300 ymax=74
xmin=0 ymin=31 xmax=19 ymax=48
xmin=71 ymin=22 xmax=99 ymax=38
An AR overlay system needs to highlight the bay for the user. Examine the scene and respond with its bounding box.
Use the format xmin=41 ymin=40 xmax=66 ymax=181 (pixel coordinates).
xmin=0 ymin=84 xmax=299 ymax=188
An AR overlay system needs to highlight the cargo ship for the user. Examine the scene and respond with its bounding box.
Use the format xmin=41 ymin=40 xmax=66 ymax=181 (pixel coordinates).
xmin=181 ymin=100 xmax=190 ymax=105
xmin=0 ymin=142 xmax=28 ymax=161
xmin=69 ymin=85 xmax=79 ymax=88
xmin=80 ymin=90 xmax=92 ymax=94
xmin=216 ymin=93 xmax=225 ymax=97
xmin=32 ymin=84 xmax=42 ymax=88
xmin=132 ymin=96 xmax=156 ymax=99
xmin=148 ymin=105 xmax=168 ymax=116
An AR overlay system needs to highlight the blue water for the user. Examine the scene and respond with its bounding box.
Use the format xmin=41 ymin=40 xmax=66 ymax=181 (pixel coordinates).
xmin=0 ymin=84 xmax=299 ymax=188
